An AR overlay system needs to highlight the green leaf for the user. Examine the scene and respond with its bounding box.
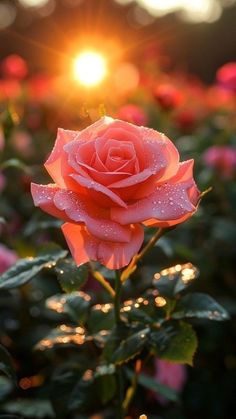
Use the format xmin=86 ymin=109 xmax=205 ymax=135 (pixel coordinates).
xmin=111 ymin=328 xmax=150 ymax=365
xmin=173 ymin=293 xmax=229 ymax=321
xmin=55 ymin=259 xmax=88 ymax=293
xmin=126 ymin=369 xmax=178 ymax=402
xmin=0 ymin=376 xmax=13 ymax=401
xmin=46 ymin=291 xmax=91 ymax=323
xmin=150 ymin=321 xmax=198 ymax=365
xmin=50 ymin=370 xmax=81 ymax=418
xmin=88 ymin=303 xmax=114 ymax=334
xmin=35 ymin=325 xmax=87 ymax=351
xmin=102 ymin=323 xmax=130 ymax=363
xmin=3 ymin=400 xmax=55 ymax=418
xmin=68 ymin=373 xmax=95 ymax=410
xmin=0 ymin=345 xmax=16 ymax=381
xmin=97 ymin=373 xmax=116 ymax=405
xmin=0 ymin=249 xmax=67 ymax=290
xmin=153 ymin=263 xmax=199 ymax=297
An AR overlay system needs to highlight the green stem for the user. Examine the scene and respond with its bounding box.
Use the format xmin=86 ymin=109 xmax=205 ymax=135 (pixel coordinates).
xmin=121 ymin=227 xmax=167 ymax=283
xmin=114 ymin=270 xmax=122 ymax=323
xmin=114 ymin=270 xmax=124 ymax=418
xmin=89 ymin=263 xmax=115 ymax=298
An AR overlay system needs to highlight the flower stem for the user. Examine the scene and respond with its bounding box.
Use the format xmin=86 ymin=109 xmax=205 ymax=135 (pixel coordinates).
xmin=114 ymin=270 xmax=124 ymax=418
xmin=89 ymin=264 xmax=115 ymax=298
xmin=114 ymin=270 xmax=122 ymax=323
xmin=121 ymin=227 xmax=167 ymax=283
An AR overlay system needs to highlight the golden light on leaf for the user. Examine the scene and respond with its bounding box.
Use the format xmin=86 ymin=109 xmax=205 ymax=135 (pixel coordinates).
xmin=155 ymin=296 xmax=167 ymax=307
xmin=73 ymin=51 xmax=107 ymax=87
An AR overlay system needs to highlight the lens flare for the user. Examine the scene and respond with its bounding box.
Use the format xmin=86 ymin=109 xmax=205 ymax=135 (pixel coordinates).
xmin=73 ymin=51 xmax=107 ymax=87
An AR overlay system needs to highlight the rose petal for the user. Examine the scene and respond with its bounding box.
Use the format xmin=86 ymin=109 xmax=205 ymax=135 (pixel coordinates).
xmin=61 ymin=223 xmax=97 ymax=266
xmin=109 ymin=130 xmax=179 ymax=189
xmin=31 ymin=183 xmax=70 ymax=221
xmin=111 ymin=180 xmax=197 ymax=225
xmin=45 ymin=128 xmax=78 ymax=187
xmin=141 ymin=128 xmax=180 ymax=181
xmin=70 ymin=173 xmax=127 ymax=208
xmin=62 ymin=222 xmax=144 ymax=270
xmin=77 ymin=116 xmax=114 ymax=141
xmin=53 ymin=189 xmax=131 ymax=243
xmin=97 ymin=224 xmax=144 ymax=270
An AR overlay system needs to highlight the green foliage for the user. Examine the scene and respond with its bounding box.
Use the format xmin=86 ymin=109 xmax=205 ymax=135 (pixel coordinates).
xmin=46 ymin=291 xmax=91 ymax=323
xmin=55 ymin=259 xmax=88 ymax=293
xmin=0 ymin=346 xmax=16 ymax=382
xmin=153 ymin=263 xmax=199 ymax=297
xmin=150 ymin=321 xmax=198 ymax=365
xmin=0 ymin=377 xmax=13 ymax=401
xmin=0 ymin=249 xmax=67 ymax=290
xmin=126 ymin=369 xmax=178 ymax=402
xmin=111 ymin=327 xmax=150 ymax=364
xmin=2 ymin=400 xmax=54 ymax=418
xmin=173 ymin=292 xmax=229 ymax=321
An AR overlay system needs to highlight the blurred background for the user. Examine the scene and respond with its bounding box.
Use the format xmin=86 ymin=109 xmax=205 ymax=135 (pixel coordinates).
xmin=0 ymin=0 xmax=236 ymax=82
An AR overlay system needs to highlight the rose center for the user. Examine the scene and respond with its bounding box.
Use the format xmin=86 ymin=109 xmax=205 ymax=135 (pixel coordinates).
xmin=109 ymin=146 xmax=133 ymax=162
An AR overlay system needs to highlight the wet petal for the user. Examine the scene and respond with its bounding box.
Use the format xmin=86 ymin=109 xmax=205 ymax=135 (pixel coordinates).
xmin=70 ymin=173 xmax=127 ymax=208
xmin=53 ymin=189 xmax=130 ymax=243
xmin=111 ymin=181 xmax=197 ymax=225
xmin=98 ymin=224 xmax=144 ymax=269
xmin=62 ymin=223 xmax=144 ymax=270
xmin=31 ymin=183 xmax=70 ymax=221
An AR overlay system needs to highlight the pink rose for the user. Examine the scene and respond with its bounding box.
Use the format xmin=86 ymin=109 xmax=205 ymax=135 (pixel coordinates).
xmin=31 ymin=116 xmax=199 ymax=269
xmin=203 ymin=146 xmax=236 ymax=179
xmin=154 ymin=359 xmax=187 ymax=405
xmin=216 ymin=62 xmax=236 ymax=93
xmin=0 ymin=244 xmax=18 ymax=274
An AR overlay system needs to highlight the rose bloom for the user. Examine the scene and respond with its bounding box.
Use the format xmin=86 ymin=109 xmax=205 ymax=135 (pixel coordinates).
xmin=31 ymin=116 xmax=199 ymax=269
xmin=203 ymin=146 xmax=236 ymax=179
xmin=154 ymin=359 xmax=187 ymax=405
xmin=216 ymin=62 xmax=236 ymax=93
xmin=0 ymin=244 xmax=18 ymax=274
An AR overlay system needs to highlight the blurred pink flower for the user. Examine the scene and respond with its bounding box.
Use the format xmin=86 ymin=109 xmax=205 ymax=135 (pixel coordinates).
xmin=1 ymin=55 xmax=28 ymax=80
xmin=153 ymin=83 xmax=183 ymax=111
xmin=116 ymin=104 xmax=148 ymax=126
xmin=154 ymin=359 xmax=187 ymax=405
xmin=11 ymin=130 xmax=33 ymax=157
xmin=174 ymin=109 xmax=197 ymax=133
xmin=0 ymin=244 xmax=18 ymax=274
xmin=216 ymin=62 xmax=236 ymax=93
xmin=203 ymin=146 xmax=236 ymax=179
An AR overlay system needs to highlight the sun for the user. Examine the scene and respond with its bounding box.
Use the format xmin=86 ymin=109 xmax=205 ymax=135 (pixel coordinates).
xmin=73 ymin=51 xmax=107 ymax=87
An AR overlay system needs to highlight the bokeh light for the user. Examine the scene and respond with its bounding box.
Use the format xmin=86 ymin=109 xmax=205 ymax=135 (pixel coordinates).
xmin=117 ymin=0 xmax=230 ymax=22
xmin=0 ymin=1 xmax=16 ymax=29
xmin=18 ymin=0 xmax=49 ymax=7
xmin=73 ymin=51 xmax=107 ymax=87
